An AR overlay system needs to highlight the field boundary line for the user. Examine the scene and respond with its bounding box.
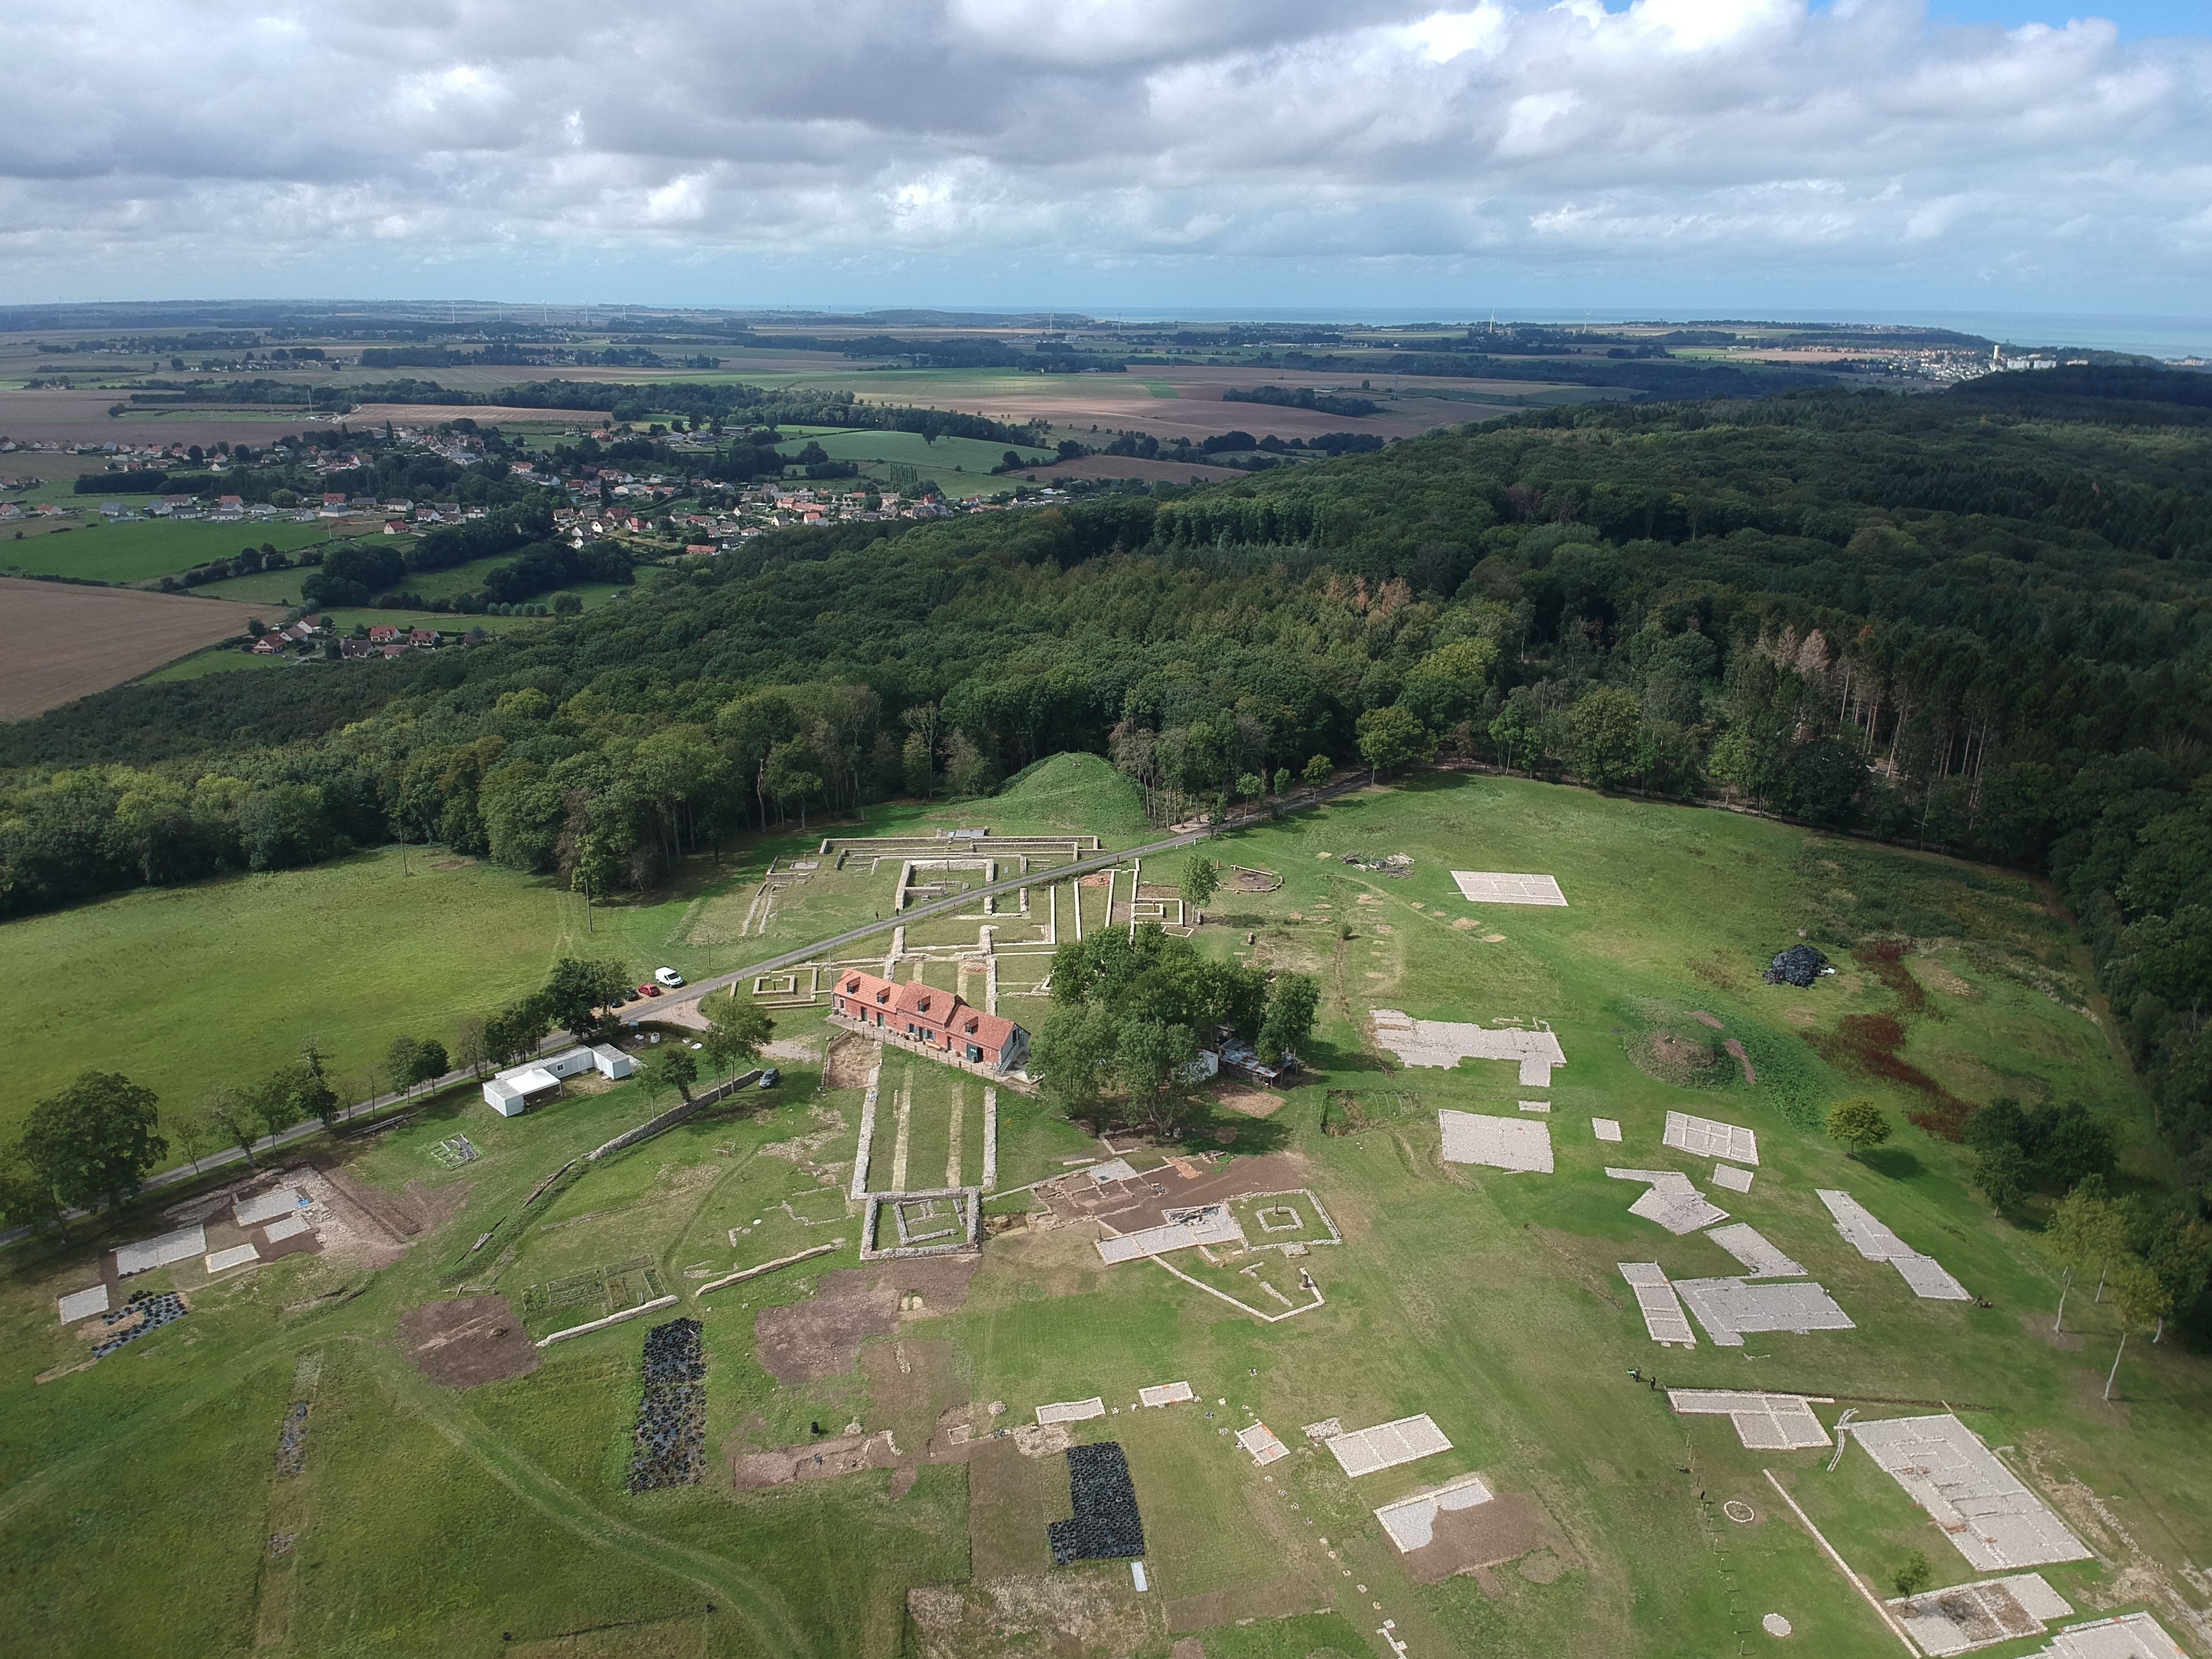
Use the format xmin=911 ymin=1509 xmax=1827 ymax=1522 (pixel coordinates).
xmin=1761 ymin=1469 xmax=1921 ymax=1655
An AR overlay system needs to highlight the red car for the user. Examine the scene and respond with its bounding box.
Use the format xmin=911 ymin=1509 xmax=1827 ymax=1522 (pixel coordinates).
xmin=636 ymin=983 xmax=662 ymax=998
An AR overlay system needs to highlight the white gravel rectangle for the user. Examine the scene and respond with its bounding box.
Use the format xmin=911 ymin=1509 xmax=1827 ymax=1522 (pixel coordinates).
xmin=1451 ymin=871 xmax=1567 ymax=906
xmin=1439 ymin=1110 xmax=1555 ymax=1173
xmin=57 ymin=1285 xmax=109 ymax=1323
xmin=2046 ymin=1613 xmax=2189 ymax=1659
xmin=1327 ymin=1414 xmax=1453 ymax=1478
xmin=205 ymin=1243 xmax=261 ymax=1273
xmin=1619 ymin=1262 xmax=1697 ymax=1346
xmin=1374 ymin=1011 xmax=1565 ymax=1086
xmin=1095 ymin=1205 xmax=1245 ymax=1264
xmin=1664 ymin=1111 xmax=1759 ymax=1166
xmin=1820 ymin=1189 xmax=1970 ymax=1298
xmin=1891 ymin=1573 xmax=2071 ymax=1656
xmin=1376 ymin=1473 xmax=1494 ymax=1552
xmin=1236 ymin=1422 xmax=1291 ymax=1465
xmin=1668 ymin=1389 xmax=1831 ymax=1449
xmin=1139 ymin=1381 xmax=1195 ymax=1407
xmin=1710 ymin=1163 xmax=1755 ymax=1194
xmin=1891 ymin=1253 xmax=1972 ymax=1301
xmin=234 ymin=1188 xmax=306 ymax=1227
xmin=1852 ymin=1414 xmax=2092 ymax=1571
xmin=1591 ymin=1118 xmax=1623 ymax=1142
xmin=1036 ymin=1396 xmax=1105 ymax=1424
xmin=1517 ymin=1099 xmax=1551 ymax=1113
xmin=114 ymin=1224 xmax=207 ymax=1277
xmin=1705 ymin=1224 xmax=1806 ymax=1278
xmin=1674 ymin=1278 xmax=1854 ymax=1347
xmin=261 ymin=1213 xmax=314 ymax=1244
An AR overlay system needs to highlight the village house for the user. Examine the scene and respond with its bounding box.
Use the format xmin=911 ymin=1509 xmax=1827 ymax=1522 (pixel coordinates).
xmin=828 ymin=968 xmax=1029 ymax=1072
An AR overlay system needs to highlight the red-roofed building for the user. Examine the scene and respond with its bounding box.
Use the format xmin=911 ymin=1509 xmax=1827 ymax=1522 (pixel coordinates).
xmin=830 ymin=970 xmax=1028 ymax=1072
xmin=368 ymin=624 xmax=400 ymax=644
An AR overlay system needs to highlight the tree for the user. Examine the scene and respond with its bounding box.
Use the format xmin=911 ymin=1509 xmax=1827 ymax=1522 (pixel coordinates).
xmin=1972 ymin=1141 xmax=2029 ymax=1212
xmin=765 ymin=737 xmax=825 ymax=827
xmin=387 ymin=1035 xmax=422 ymax=1098
xmin=540 ymin=957 xmax=631 ymax=1042
xmin=1890 ymin=1550 xmax=1932 ymax=1597
xmin=901 ymin=730 xmax=934 ymax=798
xmin=1826 ymin=1097 xmax=1892 ymax=1156
xmin=1568 ymin=686 xmax=1645 ymax=790
xmin=485 ymin=1000 xmax=552 ymax=1066
xmin=2146 ymin=1214 xmax=2212 ymax=1342
xmin=205 ymin=1086 xmax=259 ymax=1170
xmin=652 ymin=1046 xmax=698 ymax=1104
xmin=1355 ymin=706 xmax=1437 ymax=778
xmin=2102 ymin=1255 xmax=2171 ymax=1401
xmin=1488 ymin=699 xmax=1534 ymax=775
xmin=1302 ymin=755 xmax=1332 ymax=788
xmin=1032 ymin=1004 xmax=1119 ymax=1126
xmin=411 ymin=1038 xmax=450 ymax=1090
xmin=244 ymin=1065 xmax=310 ymax=1147
xmin=700 ymin=992 xmax=774 ymax=1078
xmin=1272 ymin=767 xmax=1291 ymax=795
xmin=1236 ymin=771 xmax=1264 ymax=802
xmin=2045 ymin=1189 xmax=2127 ymax=1333
xmin=20 ymin=1071 xmax=167 ymax=1217
xmin=1257 ymin=973 xmax=1321 ymax=1067
xmin=167 ymin=1108 xmax=210 ymax=1173
xmin=1115 ymin=1018 xmax=1201 ymax=1135
xmin=455 ymin=1018 xmax=490 ymax=1079
xmin=1182 ymin=856 xmax=1221 ymax=908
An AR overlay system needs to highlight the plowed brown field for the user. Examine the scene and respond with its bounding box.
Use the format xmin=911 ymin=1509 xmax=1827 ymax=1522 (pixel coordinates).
xmin=0 ymin=577 xmax=289 ymax=719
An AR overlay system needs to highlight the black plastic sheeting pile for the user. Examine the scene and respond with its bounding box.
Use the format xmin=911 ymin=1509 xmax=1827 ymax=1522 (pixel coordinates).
xmin=1048 ymin=1442 xmax=1146 ymax=1564
xmin=627 ymin=1317 xmax=707 ymax=1494
xmin=93 ymin=1289 xmax=186 ymax=1359
xmin=1763 ymin=944 xmax=1830 ymax=987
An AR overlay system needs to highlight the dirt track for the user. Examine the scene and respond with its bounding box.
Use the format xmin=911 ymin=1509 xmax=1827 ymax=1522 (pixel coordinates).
xmin=0 ymin=577 xmax=289 ymax=719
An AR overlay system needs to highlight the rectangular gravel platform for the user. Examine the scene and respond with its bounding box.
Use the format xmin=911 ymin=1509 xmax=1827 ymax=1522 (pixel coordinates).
xmin=1138 ymin=1381 xmax=1194 ymax=1408
xmin=1373 ymin=1010 xmax=1566 ymax=1086
xmin=2043 ymin=1613 xmax=2190 ymax=1658
xmin=1236 ymin=1422 xmax=1291 ymax=1466
xmin=1591 ymin=1118 xmax=1623 ymax=1142
xmin=234 ymin=1188 xmax=307 ymax=1227
xmin=1663 ymin=1110 xmax=1759 ymax=1166
xmin=1036 ymin=1397 xmax=1107 ymax=1425
xmin=1890 ymin=1573 xmax=2072 ymax=1656
xmin=261 ymin=1213 xmax=314 ymax=1244
xmin=1619 ymin=1263 xmax=1697 ymax=1347
xmin=1326 ymin=1414 xmax=1453 ymax=1477
xmin=205 ymin=1243 xmax=261 ymax=1273
xmin=1710 ymin=1163 xmax=1755 ymax=1194
xmin=1673 ymin=1277 xmax=1855 ymax=1347
xmin=1818 ymin=1189 xmax=1971 ymax=1299
xmin=1705 ymin=1224 xmax=1806 ymax=1278
xmin=1850 ymin=1414 xmax=2092 ymax=1571
xmin=57 ymin=1284 xmax=110 ymax=1323
xmin=1095 ymin=1205 xmax=1246 ymax=1264
xmin=1668 ymin=1389 xmax=1831 ymax=1449
xmin=1608 ymin=1168 xmax=1730 ymax=1234
xmin=1439 ymin=1110 xmax=1555 ymax=1173
xmin=114 ymin=1225 xmax=207 ymax=1277
xmin=1450 ymin=871 xmax=1568 ymax=906
xmin=1376 ymin=1473 xmax=1495 ymax=1551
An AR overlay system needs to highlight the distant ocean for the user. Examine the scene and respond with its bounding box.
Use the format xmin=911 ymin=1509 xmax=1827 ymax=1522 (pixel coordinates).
xmin=1092 ymin=307 xmax=2211 ymax=360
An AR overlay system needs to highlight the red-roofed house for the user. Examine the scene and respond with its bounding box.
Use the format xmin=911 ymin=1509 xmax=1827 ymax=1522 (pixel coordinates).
xmin=367 ymin=624 xmax=400 ymax=644
xmin=830 ymin=970 xmax=1028 ymax=1073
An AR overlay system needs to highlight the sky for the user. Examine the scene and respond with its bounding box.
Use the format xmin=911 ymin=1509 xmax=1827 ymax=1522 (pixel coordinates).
xmin=2 ymin=1 xmax=2208 ymax=324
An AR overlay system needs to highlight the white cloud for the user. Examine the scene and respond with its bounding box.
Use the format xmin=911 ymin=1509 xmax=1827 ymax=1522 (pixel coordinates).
xmin=0 ymin=0 xmax=2202 ymax=309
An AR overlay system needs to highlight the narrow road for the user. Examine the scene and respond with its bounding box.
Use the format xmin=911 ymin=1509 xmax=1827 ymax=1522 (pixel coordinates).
xmin=618 ymin=818 xmax=1223 ymax=1024
xmin=4 ymin=773 xmax=1377 ymax=1244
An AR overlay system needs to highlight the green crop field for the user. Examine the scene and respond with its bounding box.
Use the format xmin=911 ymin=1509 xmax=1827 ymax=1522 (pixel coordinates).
xmin=3 ymin=765 xmax=2205 ymax=1659
xmin=0 ymin=518 xmax=344 ymax=585
xmin=773 ymin=429 xmax=1055 ymax=478
xmin=137 ymin=648 xmax=294 ymax=684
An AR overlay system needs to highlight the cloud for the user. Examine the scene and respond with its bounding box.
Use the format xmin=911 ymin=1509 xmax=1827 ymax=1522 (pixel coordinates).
xmin=0 ymin=0 xmax=2204 ymax=309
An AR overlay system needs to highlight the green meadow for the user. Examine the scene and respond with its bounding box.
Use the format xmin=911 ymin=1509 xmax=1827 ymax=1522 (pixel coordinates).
xmin=0 ymin=517 xmax=343 ymax=585
xmin=773 ymin=428 xmax=1055 ymax=480
xmin=2 ymin=765 xmax=2204 ymax=1658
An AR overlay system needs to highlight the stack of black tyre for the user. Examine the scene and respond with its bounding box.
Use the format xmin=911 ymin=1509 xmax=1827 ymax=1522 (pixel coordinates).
xmin=1763 ymin=944 xmax=1830 ymax=987
xmin=1047 ymin=1443 xmax=1146 ymax=1564
xmin=627 ymin=1317 xmax=707 ymax=1493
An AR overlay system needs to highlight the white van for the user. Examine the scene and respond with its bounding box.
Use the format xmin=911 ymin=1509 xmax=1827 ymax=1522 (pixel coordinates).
xmin=654 ymin=967 xmax=685 ymax=987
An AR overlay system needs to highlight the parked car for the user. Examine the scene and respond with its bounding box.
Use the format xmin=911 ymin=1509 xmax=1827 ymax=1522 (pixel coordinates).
xmin=636 ymin=983 xmax=662 ymax=998
xmin=758 ymin=1068 xmax=780 ymax=1089
xmin=654 ymin=967 xmax=685 ymax=987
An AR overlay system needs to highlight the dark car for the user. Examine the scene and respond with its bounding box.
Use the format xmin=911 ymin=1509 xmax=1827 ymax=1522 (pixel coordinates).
xmin=758 ymin=1068 xmax=780 ymax=1089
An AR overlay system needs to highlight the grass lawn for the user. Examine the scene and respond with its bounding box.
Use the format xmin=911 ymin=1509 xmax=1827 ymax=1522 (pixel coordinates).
xmin=138 ymin=647 xmax=296 ymax=683
xmin=200 ymin=553 xmax=659 ymax=612
xmin=0 ymin=518 xmax=343 ymax=585
xmin=0 ymin=846 xmax=583 ymax=1152
xmin=2 ymin=765 xmax=2205 ymax=1658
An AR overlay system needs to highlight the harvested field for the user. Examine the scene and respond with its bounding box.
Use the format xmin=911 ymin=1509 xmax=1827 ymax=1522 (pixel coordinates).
xmin=396 ymin=1296 xmax=541 ymax=1387
xmin=0 ymin=577 xmax=288 ymax=719
xmin=752 ymin=1254 xmax=978 ymax=1383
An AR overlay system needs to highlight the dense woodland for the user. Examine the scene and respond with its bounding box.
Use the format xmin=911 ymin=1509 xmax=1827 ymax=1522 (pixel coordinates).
xmin=7 ymin=367 xmax=2212 ymax=1181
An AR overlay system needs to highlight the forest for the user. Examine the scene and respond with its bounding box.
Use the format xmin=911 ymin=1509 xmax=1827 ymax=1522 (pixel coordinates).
xmin=4 ymin=366 xmax=2210 ymax=1176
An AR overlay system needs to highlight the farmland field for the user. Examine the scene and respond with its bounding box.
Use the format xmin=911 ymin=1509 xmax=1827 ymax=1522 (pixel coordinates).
xmin=0 ymin=577 xmax=289 ymax=719
xmin=773 ymin=428 xmax=1055 ymax=478
xmin=0 ymin=517 xmax=347 ymax=585
xmin=2 ymin=765 xmax=2206 ymax=1659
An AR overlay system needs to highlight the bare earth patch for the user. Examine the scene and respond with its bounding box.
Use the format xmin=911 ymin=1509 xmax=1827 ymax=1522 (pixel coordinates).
xmin=397 ymin=1295 xmax=541 ymax=1387
xmin=753 ymin=1255 xmax=979 ymax=1384
xmin=824 ymin=1034 xmax=877 ymax=1090
xmin=1396 ymin=1490 xmax=1575 ymax=1589
xmin=1723 ymin=1039 xmax=1757 ymax=1084
xmin=1630 ymin=1032 xmax=1723 ymax=1088
xmin=1213 ymin=1084 xmax=1286 ymax=1119
xmin=0 ymin=576 xmax=290 ymax=720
